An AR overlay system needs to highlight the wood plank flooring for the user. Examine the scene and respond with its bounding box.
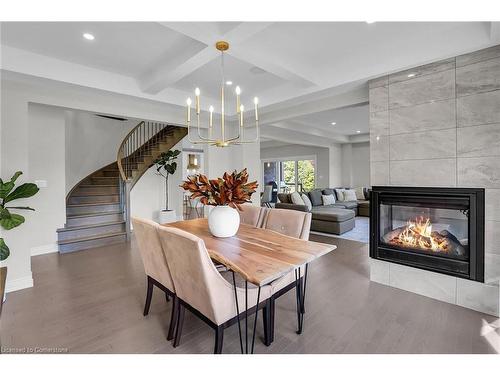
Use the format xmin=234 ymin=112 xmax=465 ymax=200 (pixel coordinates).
xmin=0 ymin=234 xmax=498 ymax=354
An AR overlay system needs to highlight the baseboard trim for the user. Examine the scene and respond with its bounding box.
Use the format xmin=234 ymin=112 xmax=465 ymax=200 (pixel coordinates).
xmin=31 ymin=243 xmax=58 ymax=257
xmin=5 ymin=273 xmax=34 ymax=293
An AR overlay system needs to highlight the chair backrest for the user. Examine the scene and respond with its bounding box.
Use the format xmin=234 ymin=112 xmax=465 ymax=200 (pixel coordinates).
xmin=132 ymin=217 xmax=175 ymax=292
xmin=261 ymin=208 xmax=312 ymax=240
xmin=156 ymin=225 xmax=236 ymax=325
xmin=261 ymin=185 xmax=273 ymax=203
xmin=238 ymin=204 xmax=267 ymax=227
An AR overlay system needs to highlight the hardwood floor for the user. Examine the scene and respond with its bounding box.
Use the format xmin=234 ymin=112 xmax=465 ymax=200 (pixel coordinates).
xmin=1 ymin=234 xmax=498 ymax=354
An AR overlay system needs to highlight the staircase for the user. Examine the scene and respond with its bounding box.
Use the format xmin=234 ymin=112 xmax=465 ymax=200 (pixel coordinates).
xmin=57 ymin=121 xmax=188 ymax=253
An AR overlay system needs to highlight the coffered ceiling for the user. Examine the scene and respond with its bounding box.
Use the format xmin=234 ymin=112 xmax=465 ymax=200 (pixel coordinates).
xmin=1 ymin=21 xmax=499 ymax=145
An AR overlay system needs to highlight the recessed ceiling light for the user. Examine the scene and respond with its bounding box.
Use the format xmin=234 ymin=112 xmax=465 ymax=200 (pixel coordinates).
xmin=331 ymin=122 xmax=336 ymax=125
xmin=407 ymin=73 xmax=416 ymax=78
xmin=356 ymin=130 xmax=361 ymax=133
xmin=83 ymin=33 xmax=95 ymax=41
xmin=226 ymin=81 xmax=233 ymax=86
xmin=366 ymin=21 xmax=376 ymax=24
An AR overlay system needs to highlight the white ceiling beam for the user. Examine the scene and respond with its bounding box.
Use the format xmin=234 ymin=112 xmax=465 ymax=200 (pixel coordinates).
xmin=266 ymin=121 xmax=350 ymax=143
xmin=151 ymin=22 xmax=316 ymax=92
xmin=140 ymin=47 xmax=220 ymax=94
xmin=261 ymin=126 xmax=336 ymax=148
xmin=259 ymin=85 xmax=368 ymax=126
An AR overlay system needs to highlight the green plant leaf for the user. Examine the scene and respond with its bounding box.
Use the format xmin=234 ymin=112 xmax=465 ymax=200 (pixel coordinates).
xmin=4 ymin=183 xmax=39 ymax=204
xmin=1 ymin=213 xmax=25 ymax=230
xmin=0 ymin=171 xmax=23 ymax=199
xmin=0 ymin=207 xmax=11 ymax=220
xmin=0 ymin=238 xmax=10 ymax=261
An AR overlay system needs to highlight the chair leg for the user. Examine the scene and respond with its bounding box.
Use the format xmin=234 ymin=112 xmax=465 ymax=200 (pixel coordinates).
xmin=143 ymin=276 xmax=153 ymax=316
xmin=167 ymin=295 xmax=179 ymax=341
xmin=214 ymin=326 xmax=224 ymax=354
xmin=173 ymin=304 xmax=185 ymax=348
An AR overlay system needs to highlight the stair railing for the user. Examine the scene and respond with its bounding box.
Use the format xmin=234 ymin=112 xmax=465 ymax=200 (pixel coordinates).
xmin=117 ymin=120 xmax=170 ymax=238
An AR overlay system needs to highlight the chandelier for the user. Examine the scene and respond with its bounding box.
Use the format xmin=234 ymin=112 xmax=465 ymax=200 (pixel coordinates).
xmin=186 ymin=41 xmax=260 ymax=147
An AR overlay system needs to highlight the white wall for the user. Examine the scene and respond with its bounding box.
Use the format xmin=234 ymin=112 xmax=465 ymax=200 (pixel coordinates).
xmin=65 ymin=111 xmax=136 ymax=193
xmin=329 ymin=143 xmax=342 ymax=187
xmin=341 ymin=142 xmax=370 ymax=188
xmin=28 ymin=104 xmax=66 ymax=255
xmin=260 ymin=144 xmax=329 ymax=189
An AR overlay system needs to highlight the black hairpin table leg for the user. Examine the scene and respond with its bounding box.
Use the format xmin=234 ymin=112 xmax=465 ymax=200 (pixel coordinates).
xmin=295 ymin=264 xmax=309 ymax=334
xmin=232 ymin=271 xmax=261 ymax=354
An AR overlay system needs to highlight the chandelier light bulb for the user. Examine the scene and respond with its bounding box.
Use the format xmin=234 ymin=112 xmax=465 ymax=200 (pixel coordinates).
xmin=186 ymin=98 xmax=192 ymax=105
xmin=209 ymin=105 xmax=214 ymax=113
xmin=253 ymin=97 xmax=259 ymax=105
xmin=240 ymin=105 xmax=244 ymax=112
xmin=195 ymin=87 xmax=200 ymax=96
xmin=235 ymin=86 xmax=241 ymax=95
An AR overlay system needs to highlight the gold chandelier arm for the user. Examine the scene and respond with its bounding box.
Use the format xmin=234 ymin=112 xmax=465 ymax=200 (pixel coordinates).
xmin=196 ymin=113 xmax=214 ymax=141
xmin=187 ymin=118 xmax=217 ymax=144
xmin=231 ymin=120 xmax=260 ymax=144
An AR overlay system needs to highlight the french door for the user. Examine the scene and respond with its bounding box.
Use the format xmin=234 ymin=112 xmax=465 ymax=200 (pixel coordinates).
xmin=262 ymin=157 xmax=316 ymax=193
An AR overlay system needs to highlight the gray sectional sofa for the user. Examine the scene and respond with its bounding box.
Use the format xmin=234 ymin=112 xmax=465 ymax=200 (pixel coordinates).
xmin=275 ymin=187 xmax=370 ymax=235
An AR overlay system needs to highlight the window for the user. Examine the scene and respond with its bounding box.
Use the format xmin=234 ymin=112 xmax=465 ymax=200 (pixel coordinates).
xmin=262 ymin=157 xmax=316 ymax=193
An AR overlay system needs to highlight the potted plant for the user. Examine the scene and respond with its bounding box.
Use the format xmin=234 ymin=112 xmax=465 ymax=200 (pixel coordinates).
xmin=0 ymin=171 xmax=39 ymax=302
xmin=181 ymin=168 xmax=258 ymax=237
xmin=154 ymin=149 xmax=181 ymax=224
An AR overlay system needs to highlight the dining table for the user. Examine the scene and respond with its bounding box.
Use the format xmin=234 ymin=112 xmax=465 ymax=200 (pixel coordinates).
xmin=166 ymin=218 xmax=336 ymax=353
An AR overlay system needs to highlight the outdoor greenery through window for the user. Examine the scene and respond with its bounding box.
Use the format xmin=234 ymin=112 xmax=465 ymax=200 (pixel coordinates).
xmin=263 ymin=159 xmax=315 ymax=193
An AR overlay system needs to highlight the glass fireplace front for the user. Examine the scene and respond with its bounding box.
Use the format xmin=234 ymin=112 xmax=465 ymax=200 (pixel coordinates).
xmin=379 ymin=203 xmax=469 ymax=261
xmin=370 ymin=187 xmax=485 ymax=282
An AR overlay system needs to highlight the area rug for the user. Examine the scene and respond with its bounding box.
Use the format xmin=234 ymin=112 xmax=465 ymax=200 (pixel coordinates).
xmin=310 ymin=216 xmax=369 ymax=243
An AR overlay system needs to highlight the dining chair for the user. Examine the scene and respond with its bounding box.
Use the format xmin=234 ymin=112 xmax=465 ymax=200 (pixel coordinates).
xmin=131 ymin=217 xmax=178 ymax=341
xmin=156 ymin=225 xmax=272 ymax=354
xmin=261 ymin=185 xmax=273 ymax=208
xmin=238 ymin=204 xmax=268 ymax=227
xmin=260 ymin=208 xmax=312 ymax=345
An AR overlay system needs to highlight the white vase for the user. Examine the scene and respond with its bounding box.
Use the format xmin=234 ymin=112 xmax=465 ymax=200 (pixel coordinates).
xmin=208 ymin=205 xmax=240 ymax=238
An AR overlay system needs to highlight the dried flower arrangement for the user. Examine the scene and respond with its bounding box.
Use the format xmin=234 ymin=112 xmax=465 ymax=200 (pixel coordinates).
xmin=180 ymin=168 xmax=258 ymax=210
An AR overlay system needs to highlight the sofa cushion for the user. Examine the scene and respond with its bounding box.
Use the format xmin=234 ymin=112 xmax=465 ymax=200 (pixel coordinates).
xmin=301 ymin=193 xmax=312 ymax=211
xmin=322 ymin=194 xmax=336 ymax=205
xmin=354 ymin=187 xmax=365 ymax=200
xmin=309 ymin=189 xmax=323 ymax=206
xmin=322 ymin=188 xmax=335 ymax=196
xmin=338 ymin=201 xmax=358 ymax=209
xmin=290 ymin=191 xmax=304 ymax=205
xmin=311 ymin=207 xmax=355 ymax=222
xmin=344 ymin=189 xmax=358 ymax=201
xmin=334 ymin=188 xmax=346 ymax=201
xmin=277 ymin=193 xmax=291 ymax=203
xmin=358 ymin=200 xmax=369 ymax=208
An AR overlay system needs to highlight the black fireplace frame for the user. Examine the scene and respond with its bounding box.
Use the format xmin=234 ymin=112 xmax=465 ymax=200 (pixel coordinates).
xmin=370 ymin=186 xmax=485 ymax=282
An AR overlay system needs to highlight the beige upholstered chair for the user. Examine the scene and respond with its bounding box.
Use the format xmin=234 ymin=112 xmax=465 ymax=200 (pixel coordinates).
xmin=238 ymin=204 xmax=268 ymax=227
xmin=260 ymin=208 xmax=312 ymax=344
xmin=157 ymin=225 xmax=272 ymax=354
xmin=132 ymin=217 xmax=178 ymax=341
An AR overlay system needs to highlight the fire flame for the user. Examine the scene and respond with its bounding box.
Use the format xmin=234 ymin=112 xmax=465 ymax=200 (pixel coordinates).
xmin=397 ymin=216 xmax=448 ymax=252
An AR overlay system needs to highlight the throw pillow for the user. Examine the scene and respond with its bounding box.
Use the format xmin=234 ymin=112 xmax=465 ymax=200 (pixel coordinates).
xmin=301 ymin=193 xmax=312 ymax=211
xmin=344 ymin=189 xmax=358 ymax=202
xmin=322 ymin=194 xmax=336 ymax=205
xmin=323 ymin=188 xmax=335 ymax=196
xmin=335 ymin=188 xmax=346 ymax=202
xmin=277 ymin=193 xmax=291 ymax=203
xmin=355 ymin=187 xmax=365 ymax=200
xmin=290 ymin=191 xmax=304 ymax=205
xmin=309 ymin=189 xmax=323 ymax=206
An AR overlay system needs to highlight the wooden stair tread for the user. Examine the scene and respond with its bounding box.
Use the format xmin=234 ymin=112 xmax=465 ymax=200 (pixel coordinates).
xmin=58 ymin=231 xmax=127 ymax=245
xmin=58 ymin=220 xmax=125 ymax=232
xmin=67 ymin=211 xmax=123 ymax=219
xmin=71 ymin=193 xmax=119 ymax=197
xmin=67 ymin=202 xmax=120 ymax=207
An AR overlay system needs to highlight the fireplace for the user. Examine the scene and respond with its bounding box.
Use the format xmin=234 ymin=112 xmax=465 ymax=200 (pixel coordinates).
xmin=370 ymin=187 xmax=485 ymax=282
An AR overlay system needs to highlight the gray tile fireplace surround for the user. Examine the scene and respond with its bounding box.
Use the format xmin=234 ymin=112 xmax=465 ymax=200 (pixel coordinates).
xmin=369 ymin=44 xmax=500 ymax=317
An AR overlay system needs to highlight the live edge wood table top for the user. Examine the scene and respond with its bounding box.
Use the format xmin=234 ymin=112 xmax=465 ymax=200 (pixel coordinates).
xmin=165 ymin=218 xmax=336 ymax=286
